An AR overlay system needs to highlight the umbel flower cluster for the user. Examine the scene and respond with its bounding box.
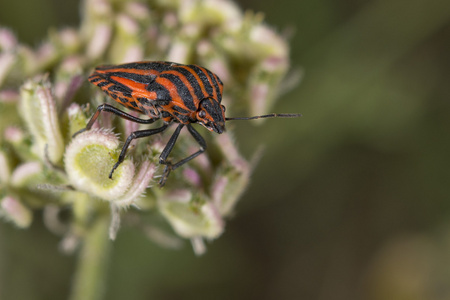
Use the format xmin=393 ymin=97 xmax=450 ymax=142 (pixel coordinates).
xmin=0 ymin=0 xmax=291 ymax=255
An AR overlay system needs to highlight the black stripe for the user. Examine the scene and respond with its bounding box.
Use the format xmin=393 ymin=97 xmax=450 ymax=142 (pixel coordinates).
xmin=206 ymin=69 xmax=222 ymax=102
xmin=214 ymin=72 xmax=224 ymax=86
xmin=173 ymin=66 xmax=205 ymax=103
xmin=89 ymin=76 xmax=102 ymax=83
xmin=107 ymin=83 xmax=132 ymax=97
xmin=189 ymin=65 xmax=213 ymax=98
xmin=137 ymin=97 xmax=152 ymax=106
xmin=106 ymin=78 xmax=133 ymax=97
xmin=160 ymin=73 xmax=196 ymax=111
xmin=161 ymin=111 xmax=171 ymax=118
xmin=107 ymin=72 xmax=156 ymax=84
xmin=96 ymin=81 xmax=109 ymax=88
xmin=112 ymin=61 xmax=175 ymax=72
xmin=119 ymin=97 xmax=129 ymax=104
xmin=147 ymin=81 xmax=172 ymax=102
xmin=171 ymin=105 xmax=190 ymax=114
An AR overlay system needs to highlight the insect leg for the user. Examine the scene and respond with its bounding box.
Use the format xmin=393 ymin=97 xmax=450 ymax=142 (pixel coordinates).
xmin=73 ymin=103 xmax=158 ymax=137
xmin=159 ymin=124 xmax=206 ymax=186
xmin=109 ymin=124 xmax=169 ymax=178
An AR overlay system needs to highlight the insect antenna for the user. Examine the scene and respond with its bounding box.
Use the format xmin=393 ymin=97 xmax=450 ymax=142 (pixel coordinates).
xmin=225 ymin=113 xmax=302 ymax=121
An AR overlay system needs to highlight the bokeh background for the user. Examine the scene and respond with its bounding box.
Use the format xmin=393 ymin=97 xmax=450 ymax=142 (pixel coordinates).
xmin=1 ymin=0 xmax=450 ymax=299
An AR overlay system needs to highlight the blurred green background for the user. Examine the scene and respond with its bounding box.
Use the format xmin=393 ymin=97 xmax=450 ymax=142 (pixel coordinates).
xmin=1 ymin=0 xmax=450 ymax=299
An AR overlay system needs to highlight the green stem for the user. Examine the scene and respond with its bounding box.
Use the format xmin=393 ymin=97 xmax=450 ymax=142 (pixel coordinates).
xmin=69 ymin=214 xmax=111 ymax=300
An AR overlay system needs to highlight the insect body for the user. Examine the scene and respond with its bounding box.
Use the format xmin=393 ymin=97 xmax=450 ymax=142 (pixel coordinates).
xmin=75 ymin=61 xmax=300 ymax=186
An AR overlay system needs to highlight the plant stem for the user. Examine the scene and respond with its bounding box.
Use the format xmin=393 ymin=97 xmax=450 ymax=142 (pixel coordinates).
xmin=69 ymin=214 xmax=111 ymax=300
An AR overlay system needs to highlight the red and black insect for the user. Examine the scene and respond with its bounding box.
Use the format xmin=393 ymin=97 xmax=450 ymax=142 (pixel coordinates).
xmin=74 ymin=61 xmax=300 ymax=186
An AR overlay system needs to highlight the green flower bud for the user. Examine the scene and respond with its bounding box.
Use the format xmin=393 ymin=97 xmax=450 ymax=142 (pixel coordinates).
xmin=67 ymin=103 xmax=88 ymax=136
xmin=108 ymin=14 xmax=144 ymax=63
xmin=20 ymin=77 xmax=64 ymax=164
xmin=212 ymin=133 xmax=251 ymax=215
xmin=64 ymin=129 xmax=135 ymax=201
xmin=49 ymin=28 xmax=81 ymax=55
xmin=179 ymin=0 xmax=242 ymax=31
xmin=113 ymin=160 xmax=156 ymax=208
xmin=158 ymin=190 xmax=224 ymax=239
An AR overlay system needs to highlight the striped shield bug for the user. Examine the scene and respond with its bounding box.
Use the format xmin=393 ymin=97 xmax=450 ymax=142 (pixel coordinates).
xmin=74 ymin=61 xmax=300 ymax=186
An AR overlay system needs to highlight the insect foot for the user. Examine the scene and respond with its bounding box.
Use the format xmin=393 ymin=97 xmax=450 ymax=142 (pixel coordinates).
xmin=159 ymin=164 xmax=174 ymax=187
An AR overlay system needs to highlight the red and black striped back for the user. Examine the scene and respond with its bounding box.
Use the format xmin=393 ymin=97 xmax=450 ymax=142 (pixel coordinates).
xmin=88 ymin=61 xmax=224 ymax=124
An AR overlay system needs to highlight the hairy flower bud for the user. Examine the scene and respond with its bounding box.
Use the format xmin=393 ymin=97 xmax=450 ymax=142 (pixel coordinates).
xmin=20 ymin=77 xmax=64 ymax=164
xmin=65 ymin=130 xmax=135 ymax=201
xmin=158 ymin=190 xmax=224 ymax=239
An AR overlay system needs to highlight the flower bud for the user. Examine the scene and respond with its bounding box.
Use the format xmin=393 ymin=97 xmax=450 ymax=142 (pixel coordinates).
xmin=50 ymin=28 xmax=81 ymax=54
xmin=124 ymin=2 xmax=150 ymax=21
xmin=212 ymin=133 xmax=251 ymax=215
xmin=212 ymin=169 xmax=249 ymax=216
xmin=20 ymin=77 xmax=64 ymax=164
xmin=249 ymin=23 xmax=288 ymax=60
xmin=43 ymin=205 xmax=69 ymax=235
xmin=108 ymin=14 xmax=144 ymax=63
xmin=0 ymin=89 xmax=19 ymax=103
xmin=0 ymin=91 xmax=21 ymax=138
xmin=4 ymin=126 xmax=25 ymax=144
xmin=158 ymin=190 xmax=224 ymax=239
xmin=179 ymin=0 xmax=242 ymax=32
xmin=1 ymin=196 xmax=32 ymax=228
xmin=0 ymin=52 xmax=16 ymax=87
xmin=166 ymin=37 xmax=191 ymax=64
xmin=67 ymin=103 xmax=89 ymax=136
xmin=3 ymin=126 xmax=36 ymax=162
xmin=0 ymin=29 xmax=18 ymax=86
xmin=0 ymin=27 xmax=18 ymax=51
xmin=113 ymin=160 xmax=156 ymax=208
xmin=54 ymin=57 xmax=84 ymax=102
xmin=82 ymin=0 xmax=114 ymax=61
xmin=183 ymin=167 xmax=202 ymax=187
xmin=10 ymin=162 xmax=43 ymax=188
xmin=142 ymin=224 xmax=183 ymax=249
xmin=190 ymin=236 xmax=207 ymax=256
xmin=247 ymin=24 xmax=289 ymax=116
xmin=65 ymin=129 xmax=135 ymax=201
xmin=86 ymin=24 xmax=112 ymax=60
xmin=0 ymin=150 xmax=10 ymax=184
xmin=35 ymin=42 xmax=59 ymax=71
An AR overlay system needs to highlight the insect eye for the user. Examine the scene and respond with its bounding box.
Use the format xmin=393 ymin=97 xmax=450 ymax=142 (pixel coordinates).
xmin=198 ymin=110 xmax=206 ymax=118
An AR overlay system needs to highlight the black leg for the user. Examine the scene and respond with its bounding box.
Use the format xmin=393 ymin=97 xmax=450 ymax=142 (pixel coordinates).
xmin=159 ymin=124 xmax=207 ymax=186
xmin=159 ymin=124 xmax=185 ymax=164
xmin=73 ymin=103 xmax=158 ymax=137
xmin=109 ymin=124 xmax=169 ymax=178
